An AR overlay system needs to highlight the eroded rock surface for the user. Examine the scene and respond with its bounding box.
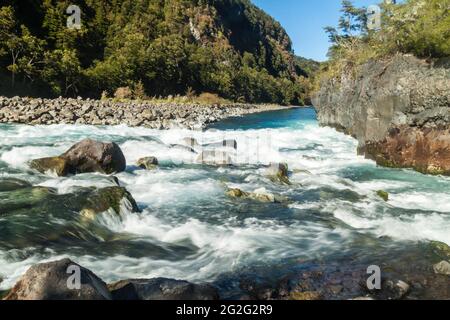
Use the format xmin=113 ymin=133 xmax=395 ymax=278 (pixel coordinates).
xmin=313 ymin=54 xmax=450 ymax=175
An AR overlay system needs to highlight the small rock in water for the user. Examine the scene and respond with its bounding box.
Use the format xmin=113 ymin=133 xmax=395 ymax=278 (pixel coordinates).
xmin=376 ymin=190 xmax=389 ymax=201
xmin=433 ymin=261 xmax=450 ymax=275
xmin=136 ymin=156 xmax=159 ymax=170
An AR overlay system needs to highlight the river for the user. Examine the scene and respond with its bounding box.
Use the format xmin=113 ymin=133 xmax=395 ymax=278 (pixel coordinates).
xmin=0 ymin=107 xmax=449 ymax=299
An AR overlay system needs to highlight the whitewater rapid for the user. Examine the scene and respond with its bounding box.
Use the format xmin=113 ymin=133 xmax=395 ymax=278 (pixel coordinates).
xmin=0 ymin=108 xmax=449 ymax=290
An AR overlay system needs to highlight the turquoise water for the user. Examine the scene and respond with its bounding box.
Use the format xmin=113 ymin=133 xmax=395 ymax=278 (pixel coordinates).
xmin=0 ymin=107 xmax=449 ymax=297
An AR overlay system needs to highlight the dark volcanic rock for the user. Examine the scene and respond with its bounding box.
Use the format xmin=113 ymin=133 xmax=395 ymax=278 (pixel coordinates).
xmin=4 ymin=259 xmax=112 ymax=300
xmin=313 ymin=54 xmax=450 ymax=175
xmin=108 ymin=278 xmax=219 ymax=300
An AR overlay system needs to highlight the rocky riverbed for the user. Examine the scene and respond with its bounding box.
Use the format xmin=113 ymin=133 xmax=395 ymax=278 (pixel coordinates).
xmin=0 ymin=96 xmax=284 ymax=130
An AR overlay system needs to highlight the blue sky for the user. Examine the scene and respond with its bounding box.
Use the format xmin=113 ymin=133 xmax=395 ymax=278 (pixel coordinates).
xmin=252 ymin=0 xmax=381 ymax=61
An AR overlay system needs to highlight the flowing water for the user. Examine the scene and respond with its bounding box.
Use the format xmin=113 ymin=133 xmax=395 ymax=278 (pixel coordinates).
xmin=0 ymin=107 xmax=449 ymax=298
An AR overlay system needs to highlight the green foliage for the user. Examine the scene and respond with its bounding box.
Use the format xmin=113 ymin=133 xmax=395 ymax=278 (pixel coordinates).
xmin=0 ymin=0 xmax=315 ymax=105
xmin=317 ymin=0 xmax=450 ymax=88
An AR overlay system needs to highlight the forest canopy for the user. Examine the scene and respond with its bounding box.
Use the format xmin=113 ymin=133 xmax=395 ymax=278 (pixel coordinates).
xmin=0 ymin=0 xmax=317 ymax=105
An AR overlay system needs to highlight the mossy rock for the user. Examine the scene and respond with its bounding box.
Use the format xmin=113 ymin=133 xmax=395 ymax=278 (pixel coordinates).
xmin=29 ymin=156 xmax=70 ymax=176
xmin=376 ymin=190 xmax=389 ymax=202
xmin=81 ymin=187 xmax=139 ymax=220
xmin=0 ymin=186 xmax=56 ymax=215
xmin=429 ymin=241 xmax=450 ymax=260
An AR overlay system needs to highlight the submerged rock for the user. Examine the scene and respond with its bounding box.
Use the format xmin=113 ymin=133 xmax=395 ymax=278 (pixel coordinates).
xmin=4 ymin=258 xmax=112 ymax=300
xmin=376 ymin=190 xmax=389 ymax=202
xmin=429 ymin=241 xmax=450 ymax=260
xmin=108 ymin=278 xmax=219 ymax=300
xmin=0 ymin=178 xmax=32 ymax=192
xmin=136 ymin=156 xmax=159 ymax=170
xmin=0 ymin=186 xmax=56 ymax=215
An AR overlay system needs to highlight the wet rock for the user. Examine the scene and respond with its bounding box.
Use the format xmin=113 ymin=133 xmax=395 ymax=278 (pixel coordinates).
xmin=378 ymin=279 xmax=410 ymax=300
xmin=62 ymin=139 xmax=126 ymax=174
xmin=313 ymin=54 xmax=450 ymax=176
xmin=108 ymin=278 xmax=219 ymax=300
xmin=290 ymin=291 xmax=322 ymax=300
xmin=29 ymin=156 xmax=70 ymax=176
xmin=266 ymin=162 xmax=290 ymax=184
xmin=376 ymin=190 xmax=389 ymax=202
xmin=429 ymin=241 xmax=450 ymax=260
xmin=226 ymin=188 xmax=287 ymax=204
xmin=197 ymin=150 xmax=233 ymax=166
xmin=80 ymin=187 xmax=139 ymax=220
xmin=4 ymin=259 xmax=112 ymax=300
xmin=433 ymin=261 xmax=450 ymax=276
xmin=0 ymin=178 xmax=32 ymax=192
xmin=0 ymin=186 xmax=56 ymax=215
xmin=136 ymin=157 xmax=159 ymax=170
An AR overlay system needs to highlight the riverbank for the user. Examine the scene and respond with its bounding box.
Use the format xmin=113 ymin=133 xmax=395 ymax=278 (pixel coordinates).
xmin=0 ymin=96 xmax=286 ymax=130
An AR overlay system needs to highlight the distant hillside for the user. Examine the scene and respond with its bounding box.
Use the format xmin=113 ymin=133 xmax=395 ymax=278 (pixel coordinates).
xmin=0 ymin=0 xmax=316 ymax=105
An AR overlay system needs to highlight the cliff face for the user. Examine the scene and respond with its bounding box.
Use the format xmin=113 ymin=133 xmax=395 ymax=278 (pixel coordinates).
xmin=313 ymin=54 xmax=450 ymax=175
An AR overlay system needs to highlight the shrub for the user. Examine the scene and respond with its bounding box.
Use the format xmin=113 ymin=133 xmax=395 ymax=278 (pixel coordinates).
xmin=114 ymin=87 xmax=133 ymax=100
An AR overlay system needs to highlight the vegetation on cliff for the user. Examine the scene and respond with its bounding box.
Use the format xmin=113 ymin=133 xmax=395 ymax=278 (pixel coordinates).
xmin=315 ymin=0 xmax=449 ymax=88
xmin=0 ymin=0 xmax=316 ymax=105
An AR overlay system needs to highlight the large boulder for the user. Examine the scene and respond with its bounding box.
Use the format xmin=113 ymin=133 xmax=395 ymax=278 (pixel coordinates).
xmin=62 ymin=139 xmax=126 ymax=174
xmin=4 ymin=259 xmax=112 ymax=300
xmin=29 ymin=139 xmax=126 ymax=176
xmin=108 ymin=278 xmax=219 ymax=300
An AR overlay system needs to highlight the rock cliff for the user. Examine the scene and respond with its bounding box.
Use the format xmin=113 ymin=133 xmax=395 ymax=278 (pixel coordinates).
xmin=313 ymin=54 xmax=450 ymax=175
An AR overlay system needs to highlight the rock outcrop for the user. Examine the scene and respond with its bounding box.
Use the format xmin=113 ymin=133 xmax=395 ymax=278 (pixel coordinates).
xmin=313 ymin=54 xmax=450 ymax=175
xmin=30 ymin=139 xmax=126 ymax=176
